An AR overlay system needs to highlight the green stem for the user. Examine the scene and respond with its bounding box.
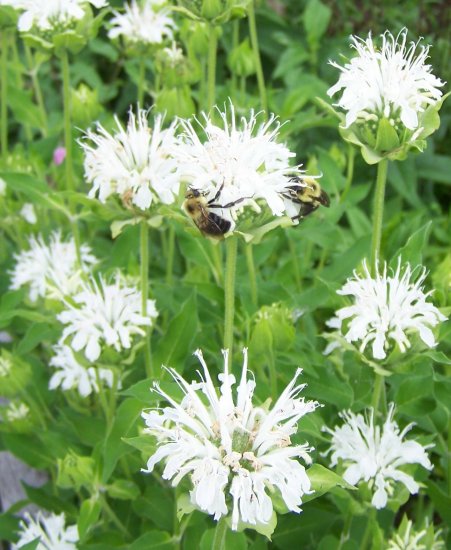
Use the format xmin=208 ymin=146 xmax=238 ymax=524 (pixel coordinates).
xmin=340 ymin=144 xmax=355 ymax=203
xmin=95 ymin=368 xmax=112 ymax=432
xmin=288 ymin=235 xmax=301 ymax=290
xmin=361 ymin=508 xmax=376 ymax=550
xmin=248 ymin=0 xmax=268 ymax=113
xmin=24 ymin=44 xmax=47 ymax=136
xmin=1 ymin=31 xmax=9 ymax=159
xmin=231 ymin=20 xmax=239 ymax=93
xmin=140 ymin=220 xmax=153 ymax=378
xmin=138 ymin=57 xmax=145 ymax=106
xmin=448 ymin=418 xmax=451 ymax=496
xmin=207 ymin=24 xmax=218 ymax=109
xmin=166 ymin=224 xmax=176 ymax=286
xmin=70 ymin=216 xmax=82 ymax=266
xmin=224 ymin=237 xmax=238 ymax=368
xmin=245 ymin=243 xmax=258 ymax=308
xmin=212 ymin=517 xmax=228 ymax=550
xmin=371 ymin=373 xmax=384 ymax=412
xmin=369 ymin=159 xmax=388 ymax=416
xmin=100 ymin=494 xmax=131 ymax=538
xmin=370 ymin=159 xmax=388 ymax=275
xmin=268 ymin=348 xmax=277 ymax=400
xmin=61 ymin=49 xmax=74 ymax=192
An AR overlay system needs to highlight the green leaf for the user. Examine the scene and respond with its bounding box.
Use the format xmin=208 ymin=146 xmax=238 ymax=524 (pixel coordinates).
xmin=129 ymin=531 xmax=173 ymax=550
xmin=23 ymin=483 xmax=78 ymax=515
xmin=303 ymin=0 xmax=331 ymax=46
xmin=375 ymin=118 xmax=400 ymax=152
xmin=132 ymin=484 xmax=174 ymax=531
xmin=53 ymin=30 xmax=87 ymax=55
xmin=122 ymin=435 xmax=156 ymax=456
xmin=0 ymin=512 xmax=20 ymax=543
xmin=0 ymin=172 xmax=70 ymax=217
xmin=395 ymin=367 xmax=435 ymax=417
xmin=106 ymin=480 xmax=140 ymax=500
xmin=16 ymin=323 xmax=57 ymax=355
xmin=102 ymin=398 xmax=143 ymax=483
xmin=304 ymin=464 xmax=356 ymax=503
xmin=153 ymin=291 xmax=199 ymax=373
xmin=78 ymin=497 xmax=101 ymax=540
xmin=390 ymin=221 xmax=431 ymax=267
xmin=2 ymin=434 xmax=53 ymax=469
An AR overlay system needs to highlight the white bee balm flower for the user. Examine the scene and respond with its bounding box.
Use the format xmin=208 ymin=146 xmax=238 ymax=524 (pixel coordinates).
xmin=9 ymin=231 xmax=97 ymax=302
xmin=12 ymin=512 xmax=78 ymax=550
xmin=49 ymin=344 xmax=115 ymax=397
xmin=142 ymin=348 xmax=318 ymax=531
xmin=57 ymin=276 xmax=158 ymax=362
xmin=109 ymin=0 xmax=176 ymax=45
xmin=81 ymin=108 xmax=180 ymax=210
xmin=176 ymin=102 xmax=301 ymax=231
xmin=16 ymin=0 xmax=107 ymax=32
xmin=328 ymin=29 xmax=445 ymax=131
xmin=327 ymin=260 xmax=446 ymax=360
xmin=324 ymin=405 xmax=432 ymax=509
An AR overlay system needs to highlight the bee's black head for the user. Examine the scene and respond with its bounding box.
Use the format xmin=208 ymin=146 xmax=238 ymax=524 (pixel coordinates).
xmin=186 ymin=188 xmax=201 ymax=199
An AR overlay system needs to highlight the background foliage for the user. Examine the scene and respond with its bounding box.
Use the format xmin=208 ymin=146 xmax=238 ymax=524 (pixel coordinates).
xmin=0 ymin=0 xmax=450 ymax=548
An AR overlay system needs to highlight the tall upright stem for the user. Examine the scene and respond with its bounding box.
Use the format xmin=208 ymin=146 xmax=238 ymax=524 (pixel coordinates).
xmin=231 ymin=20 xmax=239 ymax=93
xmin=166 ymin=224 xmax=176 ymax=286
xmin=370 ymin=159 xmax=389 ymax=414
xmin=245 ymin=243 xmax=257 ymax=308
xmin=1 ymin=31 xmax=9 ymax=159
xmin=207 ymin=24 xmax=218 ymax=109
xmin=138 ymin=57 xmax=145 ymax=106
xmin=25 ymin=44 xmax=47 ymax=136
xmin=140 ymin=220 xmax=153 ymax=378
xmin=212 ymin=517 xmax=228 ymax=550
xmin=248 ymin=0 xmax=268 ymax=113
xmin=370 ymin=159 xmax=388 ymax=275
xmin=340 ymin=144 xmax=355 ymax=203
xmin=61 ymin=49 xmax=74 ymax=192
xmin=224 ymin=237 xmax=238 ymax=368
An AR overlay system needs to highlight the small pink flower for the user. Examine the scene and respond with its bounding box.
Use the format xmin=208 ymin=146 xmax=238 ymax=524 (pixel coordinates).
xmin=53 ymin=146 xmax=66 ymax=166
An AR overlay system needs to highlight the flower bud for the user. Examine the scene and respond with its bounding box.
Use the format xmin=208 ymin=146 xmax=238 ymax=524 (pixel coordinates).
xmin=227 ymin=38 xmax=255 ymax=77
xmin=71 ymin=83 xmax=103 ymax=127
xmin=155 ymin=86 xmax=195 ymax=119
xmin=250 ymin=303 xmax=295 ymax=356
xmin=57 ymin=451 xmax=96 ymax=491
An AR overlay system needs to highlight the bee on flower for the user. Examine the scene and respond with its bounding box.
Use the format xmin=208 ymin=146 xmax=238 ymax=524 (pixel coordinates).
xmin=176 ymin=101 xmax=310 ymax=237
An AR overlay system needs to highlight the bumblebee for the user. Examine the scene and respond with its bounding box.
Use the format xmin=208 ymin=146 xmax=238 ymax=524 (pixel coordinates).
xmin=282 ymin=176 xmax=330 ymax=221
xmin=183 ymin=184 xmax=250 ymax=238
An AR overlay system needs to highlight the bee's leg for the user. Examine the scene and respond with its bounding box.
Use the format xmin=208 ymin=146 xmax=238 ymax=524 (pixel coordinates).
xmin=208 ymin=195 xmax=254 ymax=210
xmin=280 ymin=191 xmax=303 ymax=204
xmin=209 ymin=180 xmax=226 ymax=204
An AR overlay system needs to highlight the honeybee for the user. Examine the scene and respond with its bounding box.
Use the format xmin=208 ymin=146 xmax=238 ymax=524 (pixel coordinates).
xmin=282 ymin=176 xmax=330 ymax=221
xmin=183 ymin=183 xmax=251 ymax=238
